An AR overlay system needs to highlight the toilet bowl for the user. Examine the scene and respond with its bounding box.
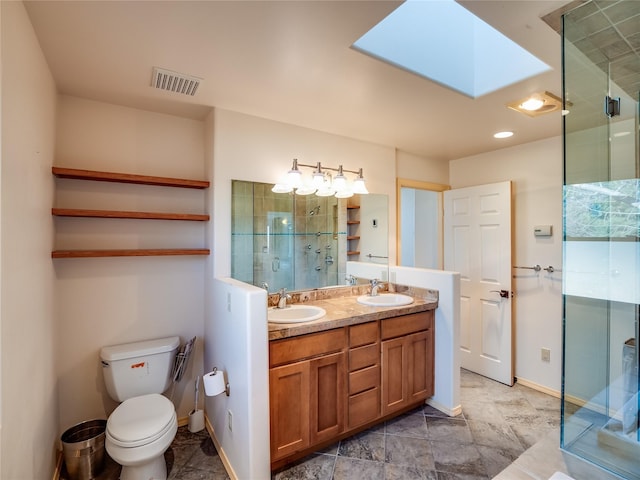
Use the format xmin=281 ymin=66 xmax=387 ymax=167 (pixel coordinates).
xmin=105 ymin=394 xmax=178 ymax=480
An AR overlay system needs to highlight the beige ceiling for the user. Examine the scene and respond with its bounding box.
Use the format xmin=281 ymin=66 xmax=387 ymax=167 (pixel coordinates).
xmin=24 ymin=0 xmax=571 ymax=161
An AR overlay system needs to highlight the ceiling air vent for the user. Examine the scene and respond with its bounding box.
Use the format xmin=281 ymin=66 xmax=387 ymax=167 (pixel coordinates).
xmin=151 ymin=67 xmax=202 ymax=96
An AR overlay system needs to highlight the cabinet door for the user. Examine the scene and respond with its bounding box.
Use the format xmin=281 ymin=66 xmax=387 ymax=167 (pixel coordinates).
xmin=309 ymin=352 xmax=346 ymax=444
xmin=270 ymin=361 xmax=310 ymax=461
xmin=382 ymin=330 xmax=434 ymax=415
xmin=381 ymin=336 xmax=407 ymax=415
xmin=407 ymin=330 xmax=434 ymax=403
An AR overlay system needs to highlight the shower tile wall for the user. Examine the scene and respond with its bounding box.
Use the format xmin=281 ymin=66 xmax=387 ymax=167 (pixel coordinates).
xmin=231 ymin=181 xmax=254 ymax=283
xmin=294 ymin=195 xmax=342 ymax=290
xmin=253 ymin=182 xmax=294 ymax=290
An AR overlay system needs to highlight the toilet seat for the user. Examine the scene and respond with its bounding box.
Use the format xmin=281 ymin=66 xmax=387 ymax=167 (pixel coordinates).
xmin=107 ymin=393 xmax=176 ymax=448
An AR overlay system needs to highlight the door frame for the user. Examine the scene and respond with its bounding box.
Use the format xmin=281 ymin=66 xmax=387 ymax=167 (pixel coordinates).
xmin=396 ymin=178 xmax=450 ymax=268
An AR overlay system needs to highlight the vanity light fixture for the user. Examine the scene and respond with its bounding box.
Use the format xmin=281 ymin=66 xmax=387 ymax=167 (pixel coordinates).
xmin=272 ymin=159 xmax=369 ymax=198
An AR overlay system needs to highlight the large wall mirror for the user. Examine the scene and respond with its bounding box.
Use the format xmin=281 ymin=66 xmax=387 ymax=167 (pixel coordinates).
xmin=397 ymin=178 xmax=450 ymax=269
xmin=231 ymin=180 xmax=388 ymax=292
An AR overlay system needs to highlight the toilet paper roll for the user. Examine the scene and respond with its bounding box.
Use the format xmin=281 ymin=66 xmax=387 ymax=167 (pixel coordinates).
xmin=203 ymin=369 xmax=226 ymax=396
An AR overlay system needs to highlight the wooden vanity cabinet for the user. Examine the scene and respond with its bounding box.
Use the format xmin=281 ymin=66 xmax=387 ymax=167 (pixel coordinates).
xmin=269 ymin=328 xmax=346 ymax=462
xmin=381 ymin=312 xmax=434 ymax=415
xmin=269 ymin=309 xmax=434 ymax=467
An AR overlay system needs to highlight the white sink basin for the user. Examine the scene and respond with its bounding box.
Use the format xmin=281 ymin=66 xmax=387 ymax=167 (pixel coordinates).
xmin=268 ymin=305 xmax=327 ymax=324
xmin=357 ymin=293 xmax=414 ymax=307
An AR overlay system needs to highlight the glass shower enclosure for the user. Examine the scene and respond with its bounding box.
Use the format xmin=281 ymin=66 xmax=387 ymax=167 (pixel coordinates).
xmin=562 ymin=2 xmax=639 ymax=478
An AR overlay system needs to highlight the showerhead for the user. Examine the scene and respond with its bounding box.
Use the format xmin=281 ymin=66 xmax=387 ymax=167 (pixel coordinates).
xmin=309 ymin=206 xmax=321 ymax=216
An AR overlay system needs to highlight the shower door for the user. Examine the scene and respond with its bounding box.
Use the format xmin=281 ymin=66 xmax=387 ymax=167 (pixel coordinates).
xmin=562 ymin=3 xmax=640 ymax=478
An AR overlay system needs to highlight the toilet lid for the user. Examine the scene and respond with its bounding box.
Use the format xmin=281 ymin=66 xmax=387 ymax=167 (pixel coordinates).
xmin=107 ymin=393 xmax=176 ymax=448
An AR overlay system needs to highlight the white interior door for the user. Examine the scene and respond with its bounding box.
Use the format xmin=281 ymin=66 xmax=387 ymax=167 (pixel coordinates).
xmin=444 ymin=181 xmax=513 ymax=385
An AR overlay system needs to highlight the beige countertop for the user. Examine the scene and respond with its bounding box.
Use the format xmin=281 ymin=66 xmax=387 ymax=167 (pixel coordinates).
xmin=268 ymin=285 xmax=438 ymax=340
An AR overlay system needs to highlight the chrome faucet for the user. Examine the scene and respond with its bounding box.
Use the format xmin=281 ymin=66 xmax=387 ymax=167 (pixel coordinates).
xmin=260 ymin=282 xmax=269 ymax=292
xmin=346 ymin=274 xmax=357 ymax=286
xmin=370 ymin=278 xmax=380 ymax=296
xmin=276 ymin=288 xmax=291 ymax=309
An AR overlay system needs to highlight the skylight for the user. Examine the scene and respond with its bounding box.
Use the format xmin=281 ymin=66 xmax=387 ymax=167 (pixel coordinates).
xmin=352 ymin=0 xmax=551 ymax=98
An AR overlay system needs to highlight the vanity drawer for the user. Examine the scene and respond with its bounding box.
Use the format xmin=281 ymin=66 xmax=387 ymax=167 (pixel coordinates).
xmin=381 ymin=311 xmax=433 ymax=341
xmin=349 ymin=343 xmax=379 ymax=372
xmin=270 ymin=328 xmax=346 ymax=367
xmin=349 ymin=321 xmax=378 ymax=348
xmin=348 ymin=387 xmax=380 ymax=429
xmin=349 ymin=365 xmax=380 ymax=395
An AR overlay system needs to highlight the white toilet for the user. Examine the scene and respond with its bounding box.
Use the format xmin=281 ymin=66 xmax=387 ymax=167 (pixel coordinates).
xmin=100 ymin=336 xmax=180 ymax=480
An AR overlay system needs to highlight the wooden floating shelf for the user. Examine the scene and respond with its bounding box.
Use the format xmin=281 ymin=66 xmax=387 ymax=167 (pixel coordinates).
xmin=52 ymin=208 xmax=209 ymax=221
xmin=347 ymin=236 xmax=360 ymax=240
xmin=347 ymin=251 xmax=360 ymax=256
xmin=52 ymin=249 xmax=210 ymax=259
xmin=347 ymin=205 xmax=360 ymax=209
xmin=347 ymin=220 xmax=360 ymax=225
xmin=52 ymin=167 xmax=210 ymax=189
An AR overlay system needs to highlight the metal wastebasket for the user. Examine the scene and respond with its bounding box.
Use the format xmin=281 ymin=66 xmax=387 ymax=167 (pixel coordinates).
xmin=61 ymin=419 xmax=107 ymax=480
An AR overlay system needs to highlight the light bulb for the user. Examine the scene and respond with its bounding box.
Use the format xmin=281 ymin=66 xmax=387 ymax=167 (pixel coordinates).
xmin=332 ymin=165 xmax=347 ymax=191
xmin=316 ymin=175 xmax=335 ymax=197
xmin=352 ymin=169 xmax=369 ymax=194
xmin=520 ymin=97 xmax=544 ymax=111
xmin=335 ymin=189 xmax=353 ymax=198
xmin=295 ymin=182 xmax=316 ymax=195
xmin=272 ymin=183 xmax=293 ymax=193
xmin=312 ymin=162 xmax=325 ymax=188
xmin=285 ymin=159 xmax=302 ymax=188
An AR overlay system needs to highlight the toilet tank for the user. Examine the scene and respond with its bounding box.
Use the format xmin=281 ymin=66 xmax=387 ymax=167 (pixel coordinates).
xmin=100 ymin=336 xmax=180 ymax=402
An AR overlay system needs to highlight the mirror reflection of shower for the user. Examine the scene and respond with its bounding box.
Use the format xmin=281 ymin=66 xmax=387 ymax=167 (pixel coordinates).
xmin=231 ymin=180 xmax=346 ymax=292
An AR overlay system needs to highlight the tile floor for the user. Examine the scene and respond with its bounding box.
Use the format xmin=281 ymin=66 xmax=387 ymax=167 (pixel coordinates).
xmin=69 ymin=369 xmax=620 ymax=480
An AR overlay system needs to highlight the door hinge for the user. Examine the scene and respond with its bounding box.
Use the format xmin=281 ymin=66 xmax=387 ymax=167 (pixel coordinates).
xmin=605 ymin=95 xmax=620 ymax=118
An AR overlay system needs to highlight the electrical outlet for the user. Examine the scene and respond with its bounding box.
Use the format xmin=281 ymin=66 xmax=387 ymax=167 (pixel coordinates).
xmin=227 ymin=410 xmax=233 ymax=432
xmin=541 ymin=348 xmax=551 ymax=362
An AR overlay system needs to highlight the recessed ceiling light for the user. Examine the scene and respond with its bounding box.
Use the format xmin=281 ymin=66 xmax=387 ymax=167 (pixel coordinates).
xmin=494 ymin=131 xmax=514 ymax=139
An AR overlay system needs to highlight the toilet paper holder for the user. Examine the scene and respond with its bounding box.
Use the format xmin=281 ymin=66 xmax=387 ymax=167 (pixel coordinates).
xmin=203 ymin=367 xmax=230 ymax=397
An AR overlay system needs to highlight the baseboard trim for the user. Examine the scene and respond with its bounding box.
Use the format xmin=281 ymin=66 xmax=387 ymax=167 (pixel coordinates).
xmin=426 ymin=398 xmax=463 ymax=417
xmin=177 ymin=415 xmax=189 ymax=427
xmin=205 ymin=413 xmax=237 ymax=480
xmin=516 ymin=376 xmax=561 ymax=398
xmin=515 ymin=378 xmax=611 ymax=417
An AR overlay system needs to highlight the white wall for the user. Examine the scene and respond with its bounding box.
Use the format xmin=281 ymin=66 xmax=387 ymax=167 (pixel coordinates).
xmin=206 ymin=278 xmax=269 ymax=480
xmin=396 ymin=150 xmax=449 ymax=186
xmin=1 ymin=2 xmax=58 ymax=478
xmin=449 ymin=136 xmax=563 ymax=393
xmin=54 ymin=96 xmax=207 ymax=430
